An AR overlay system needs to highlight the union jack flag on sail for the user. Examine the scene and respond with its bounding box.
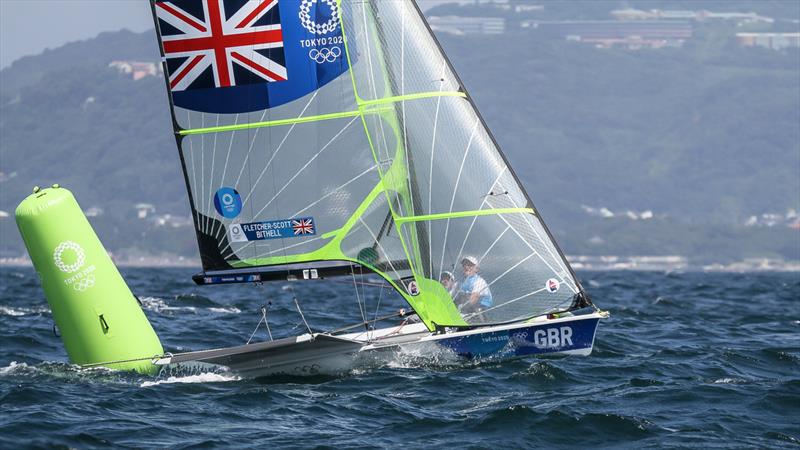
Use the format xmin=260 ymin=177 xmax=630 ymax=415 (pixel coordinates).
xmin=155 ymin=0 xmax=286 ymax=92
xmin=292 ymin=218 xmax=315 ymax=235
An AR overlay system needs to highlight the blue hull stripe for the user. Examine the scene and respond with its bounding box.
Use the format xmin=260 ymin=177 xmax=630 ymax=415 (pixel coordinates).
xmin=436 ymin=317 xmax=600 ymax=359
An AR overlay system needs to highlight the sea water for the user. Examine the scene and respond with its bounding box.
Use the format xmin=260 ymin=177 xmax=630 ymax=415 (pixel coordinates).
xmin=0 ymin=268 xmax=797 ymax=448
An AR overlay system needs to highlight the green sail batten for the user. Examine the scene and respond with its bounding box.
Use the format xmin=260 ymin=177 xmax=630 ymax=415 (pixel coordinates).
xmin=358 ymin=91 xmax=466 ymax=108
xmin=395 ymin=208 xmax=535 ymax=224
xmin=178 ymin=110 xmax=362 ymax=136
xmin=338 ymin=0 xmax=466 ymax=329
xmin=175 ymin=90 xmax=462 ymax=136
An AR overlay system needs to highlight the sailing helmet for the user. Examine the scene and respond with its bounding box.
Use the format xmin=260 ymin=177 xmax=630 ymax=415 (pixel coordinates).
xmin=461 ymin=256 xmax=479 ymax=267
xmin=440 ymin=270 xmax=454 ymax=282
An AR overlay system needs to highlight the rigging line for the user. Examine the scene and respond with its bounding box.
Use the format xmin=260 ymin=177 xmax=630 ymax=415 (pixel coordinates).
xmin=520 ymin=212 xmax=574 ymax=285
xmin=496 ymin=186 xmax=575 ymax=291
xmin=209 ymin=114 xmax=240 ymax=241
xmin=492 ymin=210 xmax=577 ymax=295
xmin=232 ymin=107 xmax=269 ymax=188
xmin=486 ymin=252 xmax=536 ymax=289
xmin=371 ymin=278 xmax=387 ymax=337
xmin=427 ymin=58 xmax=448 ymax=277
xmin=350 ymin=265 xmax=367 ymax=325
xmin=357 ymin=216 xmax=404 ymax=284
xmin=479 ymin=225 xmax=511 ymax=262
xmin=204 ymin=113 xmax=221 ymax=218
xmin=463 ymin=286 xmax=548 ymax=320
xmin=293 ymin=294 xmax=313 ymax=335
xmin=241 ymin=90 xmax=319 ymax=207
xmin=252 ymin=115 xmax=360 ymax=218
xmin=438 ymin=117 xmax=480 ymax=276
xmin=490 ymin=172 xmax=574 ymax=286
xmin=290 ymin=165 xmax=378 ymax=217
xmin=454 ymin=166 xmax=508 ymax=264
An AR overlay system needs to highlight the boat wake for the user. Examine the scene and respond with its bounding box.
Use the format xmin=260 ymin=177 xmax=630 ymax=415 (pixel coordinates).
xmin=140 ymin=372 xmax=240 ymax=387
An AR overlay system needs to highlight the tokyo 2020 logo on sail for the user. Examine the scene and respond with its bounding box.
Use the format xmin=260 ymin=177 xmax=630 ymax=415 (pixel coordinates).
xmin=309 ymin=47 xmax=341 ymax=64
xmin=53 ymin=241 xmax=96 ymax=291
xmin=53 ymin=241 xmax=85 ymax=273
xmin=299 ymin=0 xmax=340 ymax=35
xmin=298 ymin=0 xmax=343 ymax=64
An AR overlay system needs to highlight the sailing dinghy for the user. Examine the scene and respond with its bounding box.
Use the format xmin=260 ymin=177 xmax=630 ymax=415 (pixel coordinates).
xmin=148 ymin=0 xmax=607 ymax=377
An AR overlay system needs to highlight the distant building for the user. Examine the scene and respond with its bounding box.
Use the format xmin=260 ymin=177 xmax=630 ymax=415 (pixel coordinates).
xmin=152 ymin=214 xmax=193 ymax=228
xmin=109 ymin=61 xmax=162 ymax=80
xmin=134 ymin=203 xmax=156 ymax=219
xmin=84 ymin=207 xmax=104 ymax=218
xmin=610 ymin=8 xmax=772 ymax=25
xmin=736 ymin=33 xmax=800 ymax=50
xmin=514 ymin=4 xmax=543 ymax=13
xmin=428 ymin=16 xmax=505 ymax=35
xmin=522 ymin=20 xmax=692 ymax=49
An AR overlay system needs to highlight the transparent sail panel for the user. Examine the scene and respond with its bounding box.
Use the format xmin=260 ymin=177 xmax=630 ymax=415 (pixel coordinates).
xmin=340 ymin=194 xmax=412 ymax=282
xmin=362 ymin=96 xmax=529 ymax=216
xmin=340 ymin=0 xmax=460 ymax=102
xmin=180 ymin=115 xmax=381 ymax=269
xmin=400 ymin=214 xmax=577 ymax=325
xmin=172 ymin=73 xmax=357 ymax=131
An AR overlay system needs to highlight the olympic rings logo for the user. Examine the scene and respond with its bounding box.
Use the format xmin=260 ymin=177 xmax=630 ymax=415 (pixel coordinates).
xmin=299 ymin=0 xmax=340 ymax=35
xmin=53 ymin=241 xmax=86 ymax=273
xmin=73 ymin=274 xmax=95 ymax=292
xmin=309 ymin=46 xmax=341 ymax=64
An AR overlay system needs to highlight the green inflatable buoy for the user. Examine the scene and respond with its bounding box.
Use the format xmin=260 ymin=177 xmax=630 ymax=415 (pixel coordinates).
xmin=15 ymin=185 xmax=163 ymax=374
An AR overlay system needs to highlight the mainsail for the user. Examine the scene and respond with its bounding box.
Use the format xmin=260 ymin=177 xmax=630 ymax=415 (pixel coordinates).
xmin=151 ymin=0 xmax=587 ymax=330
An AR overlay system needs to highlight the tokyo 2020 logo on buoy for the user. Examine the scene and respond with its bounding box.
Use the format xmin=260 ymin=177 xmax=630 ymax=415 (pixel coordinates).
xmin=299 ymin=0 xmax=340 ymax=35
xmin=53 ymin=241 xmax=85 ymax=273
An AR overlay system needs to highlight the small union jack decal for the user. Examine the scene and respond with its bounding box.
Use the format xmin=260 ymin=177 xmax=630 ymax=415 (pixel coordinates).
xmin=155 ymin=0 xmax=287 ymax=92
xmin=292 ymin=218 xmax=315 ymax=235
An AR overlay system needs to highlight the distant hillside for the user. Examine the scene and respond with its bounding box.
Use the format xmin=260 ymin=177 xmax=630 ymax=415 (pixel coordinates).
xmin=0 ymin=22 xmax=797 ymax=263
xmin=0 ymin=30 xmax=159 ymax=95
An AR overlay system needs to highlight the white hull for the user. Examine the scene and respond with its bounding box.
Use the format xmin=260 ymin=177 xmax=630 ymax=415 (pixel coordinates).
xmin=156 ymin=312 xmax=604 ymax=378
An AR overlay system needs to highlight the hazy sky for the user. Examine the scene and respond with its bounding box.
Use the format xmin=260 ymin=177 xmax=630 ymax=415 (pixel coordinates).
xmin=0 ymin=0 xmax=450 ymax=69
xmin=0 ymin=1 xmax=153 ymax=68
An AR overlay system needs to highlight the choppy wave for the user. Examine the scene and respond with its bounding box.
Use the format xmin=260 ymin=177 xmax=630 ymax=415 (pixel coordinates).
xmin=1 ymin=268 xmax=799 ymax=448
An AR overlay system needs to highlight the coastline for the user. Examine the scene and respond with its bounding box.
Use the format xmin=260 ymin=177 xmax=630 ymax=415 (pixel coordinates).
xmin=1 ymin=255 xmax=798 ymax=272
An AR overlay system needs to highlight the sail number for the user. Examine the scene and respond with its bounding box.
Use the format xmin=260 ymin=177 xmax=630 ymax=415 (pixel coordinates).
xmin=513 ymin=326 xmax=574 ymax=348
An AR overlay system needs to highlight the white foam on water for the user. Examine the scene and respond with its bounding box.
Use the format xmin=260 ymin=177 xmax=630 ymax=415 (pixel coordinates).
xmin=208 ymin=307 xmax=241 ymax=314
xmin=140 ymin=296 xmax=239 ymax=314
xmin=139 ymin=296 xmax=198 ymax=313
xmin=0 ymin=306 xmax=50 ymax=316
xmin=381 ymin=341 xmax=462 ymax=369
xmin=713 ymin=377 xmax=748 ymax=384
xmin=140 ymin=372 xmax=240 ymax=387
xmin=0 ymin=361 xmax=28 ymax=375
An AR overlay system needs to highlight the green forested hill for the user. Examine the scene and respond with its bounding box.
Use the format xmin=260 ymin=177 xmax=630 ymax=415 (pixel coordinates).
xmin=0 ymin=20 xmax=797 ymax=263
